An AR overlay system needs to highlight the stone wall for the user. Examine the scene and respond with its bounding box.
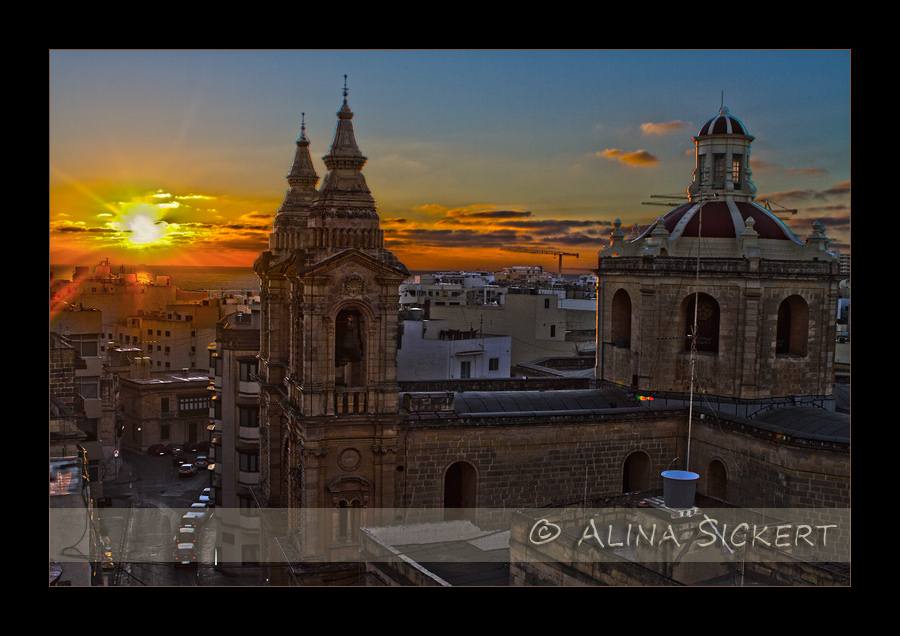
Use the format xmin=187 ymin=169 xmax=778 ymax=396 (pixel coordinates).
xmin=398 ymin=404 xmax=849 ymax=521
xmin=690 ymin=416 xmax=850 ymax=510
xmin=399 ymin=410 xmax=684 ymax=508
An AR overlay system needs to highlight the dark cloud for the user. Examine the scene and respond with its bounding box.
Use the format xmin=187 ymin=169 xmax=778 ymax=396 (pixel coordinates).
xmin=760 ymin=180 xmax=850 ymax=204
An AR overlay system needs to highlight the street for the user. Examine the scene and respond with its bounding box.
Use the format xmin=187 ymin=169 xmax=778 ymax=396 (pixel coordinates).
xmin=101 ymin=449 xmax=262 ymax=586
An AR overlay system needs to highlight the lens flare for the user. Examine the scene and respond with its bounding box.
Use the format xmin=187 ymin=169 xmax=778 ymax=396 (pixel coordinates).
xmin=120 ymin=203 xmax=168 ymax=246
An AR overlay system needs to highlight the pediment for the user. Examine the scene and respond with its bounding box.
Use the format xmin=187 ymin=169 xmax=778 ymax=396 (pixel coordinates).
xmin=300 ymin=248 xmax=408 ymax=282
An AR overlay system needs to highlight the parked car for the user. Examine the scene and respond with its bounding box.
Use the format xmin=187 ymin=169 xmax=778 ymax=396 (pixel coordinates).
xmin=174 ymin=542 xmax=198 ymax=567
xmin=193 ymin=455 xmax=209 ymax=469
xmin=188 ymin=502 xmax=212 ymax=522
xmin=166 ymin=443 xmax=184 ymax=455
xmin=175 ymin=526 xmax=198 ymax=543
xmin=147 ymin=444 xmax=166 ymax=456
xmin=198 ymin=487 xmax=212 ymax=504
xmin=184 ymin=441 xmax=209 ymax=453
xmin=181 ymin=511 xmax=207 ymax=526
xmin=173 ymin=452 xmax=189 ymax=466
xmin=178 ymin=463 xmax=198 ymax=477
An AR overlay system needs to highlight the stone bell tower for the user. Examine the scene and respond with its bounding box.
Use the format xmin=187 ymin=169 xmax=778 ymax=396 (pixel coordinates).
xmin=254 ymin=79 xmax=409 ymax=565
xmin=594 ymin=106 xmax=842 ymax=411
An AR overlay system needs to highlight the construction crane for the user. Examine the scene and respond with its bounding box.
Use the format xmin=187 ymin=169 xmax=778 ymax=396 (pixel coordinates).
xmin=642 ymin=194 xmax=688 ymax=207
xmin=505 ymin=247 xmax=579 ymax=275
xmin=763 ymin=199 xmax=798 ymax=220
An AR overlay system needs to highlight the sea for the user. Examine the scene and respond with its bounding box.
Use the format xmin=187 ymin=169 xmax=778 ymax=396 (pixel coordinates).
xmin=51 ymin=264 xmax=263 ymax=295
xmin=50 ymin=264 xmax=437 ymax=296
xmin=50 ymin=263 xmax=582 ymax=296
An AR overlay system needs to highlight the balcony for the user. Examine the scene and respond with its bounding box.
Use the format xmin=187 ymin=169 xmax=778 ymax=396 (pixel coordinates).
xmin=238 ymin=470 xmax=260 ymax=487
xmin=238 ymin=380 xmax=259 ymax=397
xmin=238 ymin=425 xmax=260 ymax=444
xmin=334 ymin=388 xmax=367 ymax=414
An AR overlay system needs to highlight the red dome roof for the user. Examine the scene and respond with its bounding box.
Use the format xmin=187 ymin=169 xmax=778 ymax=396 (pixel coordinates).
xmin=642 ymin=200 xmax=801 ymax=242
xmin=696 ymin=107 xmax=752 ymax=138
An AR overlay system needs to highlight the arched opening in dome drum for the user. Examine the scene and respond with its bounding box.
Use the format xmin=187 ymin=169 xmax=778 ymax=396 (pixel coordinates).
xmin=776 ymin=295 xmax=809 ymax=357
xmin=684 ymin=293 xmax=720 ymax=353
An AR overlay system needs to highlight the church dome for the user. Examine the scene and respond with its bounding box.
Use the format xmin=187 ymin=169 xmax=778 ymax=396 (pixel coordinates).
xmin=696 ymin=107 xmax=752 ymax=138
xmin=647 ymin=200 xmax=799 ymax=241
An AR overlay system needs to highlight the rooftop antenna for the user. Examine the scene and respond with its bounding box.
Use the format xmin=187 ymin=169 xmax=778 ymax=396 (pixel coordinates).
xmin=686 ymin=203 xmax=704 ymax=472
xmin=343 ymin=74 xmax=348 ymax=102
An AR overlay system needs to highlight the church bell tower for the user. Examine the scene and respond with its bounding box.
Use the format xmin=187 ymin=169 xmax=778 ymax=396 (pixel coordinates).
xmin=254 ymin=78 xmax=409 ymax=565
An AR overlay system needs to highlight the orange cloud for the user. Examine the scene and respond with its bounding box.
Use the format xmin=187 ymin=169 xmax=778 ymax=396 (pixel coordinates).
xmin=597 ymin=148 xmax=659 ymax=167
xmin=640 ymin=121 xmax=691 ymax=135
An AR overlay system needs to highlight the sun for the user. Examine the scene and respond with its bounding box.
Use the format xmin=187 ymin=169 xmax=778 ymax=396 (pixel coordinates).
xmin=118 ymin=203 xmax=170 ymax=247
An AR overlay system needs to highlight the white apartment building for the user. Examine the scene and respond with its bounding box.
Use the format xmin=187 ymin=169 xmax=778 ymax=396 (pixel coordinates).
xmin=397 ymin=318 xmax=511 ymax=381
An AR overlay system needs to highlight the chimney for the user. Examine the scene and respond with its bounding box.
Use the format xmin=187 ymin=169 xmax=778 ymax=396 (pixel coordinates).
xmin=132 ymin=356 xmax=152 ymax=379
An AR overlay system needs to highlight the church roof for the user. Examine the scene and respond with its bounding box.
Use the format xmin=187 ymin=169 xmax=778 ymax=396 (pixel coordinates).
xmin=695 ymin=106 xmax=753 ymax=138
xmin=452 ymin=389 xmax=636 ymax=415
xmin=411 ymin=388 xmax=849 ymax=446
xmin=640 ymin=199 xmax=803 ymax=242
xmin=750 ymin=406 xmax=850 ymax=444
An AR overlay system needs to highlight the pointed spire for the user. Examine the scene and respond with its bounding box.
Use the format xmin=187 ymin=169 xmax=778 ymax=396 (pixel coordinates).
xmin=315 ymin=76 xmax=374 ymax=212
xmin=285 ymin=112 xmax=318 ymax=188
xmin=324 ymin=75 xmax=365 ymax=164
xmin=268 ymin=111 xmax=321 ymax=252
xmin=280 ymin=111 xmax=319 ymax=206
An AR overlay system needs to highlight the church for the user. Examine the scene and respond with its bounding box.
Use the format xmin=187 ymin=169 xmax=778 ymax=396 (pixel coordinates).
xmin=251 ymin=83 xmax=849 ymax=586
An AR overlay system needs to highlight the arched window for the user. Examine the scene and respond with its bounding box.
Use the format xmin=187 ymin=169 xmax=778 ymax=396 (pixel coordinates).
xmin=444 ymin=461 xmax=477 ymax=512
xmin=611 ymin=289 xmax=632 ymax=348
xmin=334 ymin=308 xmax=366 ymax=386
xmin=706 ymin=459 xmax=727 ymax=501
xmin=776 ymin=295 xmax=809 ymax=356
xmin=335 ymin=497 xmax=363 ymax=544
xmin=622 ymin=451 xmax=651 ymax=493
xmin=684 ymin=293 xmax=720 ymax=353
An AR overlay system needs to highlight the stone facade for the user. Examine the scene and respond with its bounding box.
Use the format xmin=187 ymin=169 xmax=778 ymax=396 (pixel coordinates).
xmin=252 ymin=97 xmax=849 ymax=585
xmin=118 ymin=370 xmax=213 ymax=452
xmin=401 ymin=410 xmax=683 ymax=508
xmin=254 ymin=83 xmax=409 ymax=566
xmin=595 ymin=256 xmax=841 ymax=399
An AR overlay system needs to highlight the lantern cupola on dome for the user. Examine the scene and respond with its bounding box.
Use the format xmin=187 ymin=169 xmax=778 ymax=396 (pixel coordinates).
xmin=688 ymin=106 xmax=756 ymax=202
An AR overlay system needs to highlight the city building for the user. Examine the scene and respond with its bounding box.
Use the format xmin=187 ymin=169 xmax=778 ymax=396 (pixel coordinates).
xmin=396 ymin=315 xmax=511 ymax=381
xmin=430 ymin=290 xmax=594 ymax=365
xmin=117 ymin=364 xmax=214 ymax=453
xmin=50 ymin=332 xmax=92 ymax=458
xmin=248 ymin=91 xmax=849 ymax=585
xmin=50 ymin=261 xmax=258 ymax=491
xmin=50 ymin=451 xmax=106 ymax=585
xmin=207 ymin=304 xmax=262 ymax=570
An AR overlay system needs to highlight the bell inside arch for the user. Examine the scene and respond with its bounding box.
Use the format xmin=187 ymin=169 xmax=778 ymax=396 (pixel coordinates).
xmin=336 ymin=314 xmax=363 ymax=366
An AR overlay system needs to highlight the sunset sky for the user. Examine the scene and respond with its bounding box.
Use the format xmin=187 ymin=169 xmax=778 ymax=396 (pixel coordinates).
xmin=49 ymin=50 xmax=851 ymax=274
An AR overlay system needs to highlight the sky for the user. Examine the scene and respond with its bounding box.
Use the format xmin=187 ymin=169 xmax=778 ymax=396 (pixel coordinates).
xmin=49 ymin=50 xmax=851 ymax=275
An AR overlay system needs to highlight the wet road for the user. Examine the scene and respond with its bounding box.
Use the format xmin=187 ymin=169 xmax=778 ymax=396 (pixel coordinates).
xmin=102 ymin=449 xmax=261 ymax=587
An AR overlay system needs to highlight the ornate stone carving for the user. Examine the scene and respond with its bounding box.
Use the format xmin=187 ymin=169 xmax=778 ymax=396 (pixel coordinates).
xmin=341 ymin=273 xmax=365 ymax=299
xmin=338 ymin=447 xmax=362 ymax=471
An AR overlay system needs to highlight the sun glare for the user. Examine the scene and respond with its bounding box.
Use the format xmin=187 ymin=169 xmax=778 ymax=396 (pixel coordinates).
xmin=120 ymin=203 xmax=169 ymax=247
